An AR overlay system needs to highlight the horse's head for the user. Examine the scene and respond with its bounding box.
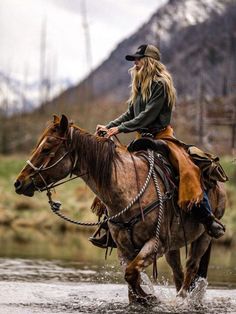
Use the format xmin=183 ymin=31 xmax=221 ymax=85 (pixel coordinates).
xmin=14 ymin=114 xmax=73 ymax=197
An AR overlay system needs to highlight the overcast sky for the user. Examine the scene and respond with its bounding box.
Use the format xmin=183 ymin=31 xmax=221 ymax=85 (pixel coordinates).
xmin=0 ymin=0 xmax=167 ymax=85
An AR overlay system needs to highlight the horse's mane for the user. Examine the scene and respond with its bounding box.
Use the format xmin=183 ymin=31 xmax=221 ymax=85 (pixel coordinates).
xmin=32 ymin=121 xmax=121 ymax=198
xmin=72 ymin=126 xmax=121 ymax=197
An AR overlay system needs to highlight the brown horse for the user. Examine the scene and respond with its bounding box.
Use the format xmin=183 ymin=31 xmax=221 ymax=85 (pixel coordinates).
xmin=14 ymin=115 xmax=226 ymax=304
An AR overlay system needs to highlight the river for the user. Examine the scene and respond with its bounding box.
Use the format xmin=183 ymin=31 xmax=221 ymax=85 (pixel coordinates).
xmin=0 ymin=227 xmax=235 ymax=313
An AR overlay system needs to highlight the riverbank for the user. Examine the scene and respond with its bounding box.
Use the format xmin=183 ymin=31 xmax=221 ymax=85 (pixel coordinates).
xmin=0 ymin=154 xmax=235 ymax=244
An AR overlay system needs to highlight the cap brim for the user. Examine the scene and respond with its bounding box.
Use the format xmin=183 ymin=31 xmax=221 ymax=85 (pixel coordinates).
xmin=125 ymin=54 xmax=143 ymax=61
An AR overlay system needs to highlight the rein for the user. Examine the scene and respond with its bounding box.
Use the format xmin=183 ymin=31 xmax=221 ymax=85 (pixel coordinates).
xmin=47 ymin=149 xmax=158 ymax=226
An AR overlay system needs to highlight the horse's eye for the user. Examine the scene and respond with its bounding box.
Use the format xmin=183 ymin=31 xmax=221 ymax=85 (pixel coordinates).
xmin=42 ymin=148 xmax=50 ymax=154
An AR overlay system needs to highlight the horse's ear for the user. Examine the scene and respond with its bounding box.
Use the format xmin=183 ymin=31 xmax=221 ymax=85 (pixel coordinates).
xmin=53 ymin=115 xmax=60 ymax=124
xmin=60 ymin=114 xmax=69 ymax=133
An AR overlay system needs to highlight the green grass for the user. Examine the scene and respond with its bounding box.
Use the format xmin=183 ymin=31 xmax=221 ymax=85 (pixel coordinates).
xmin=218 ymin=156 xmax=236 ymax=239
xmin=0 ymin=155 xmax=26 ymax=180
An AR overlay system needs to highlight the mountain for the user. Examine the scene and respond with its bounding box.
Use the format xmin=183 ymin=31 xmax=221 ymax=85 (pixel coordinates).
xmin=58 ymin=0 xmax=235 ymax=106
xmin=0 ymin=71 xmax=73 ymax=115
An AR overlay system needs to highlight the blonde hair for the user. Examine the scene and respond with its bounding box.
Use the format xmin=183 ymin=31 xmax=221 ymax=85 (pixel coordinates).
xmin=127 ymin=57 xmax=176 ymax=108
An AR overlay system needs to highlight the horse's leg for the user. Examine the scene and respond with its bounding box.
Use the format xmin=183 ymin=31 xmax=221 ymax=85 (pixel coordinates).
xmin=177 ymin=232 xmax=211 ymax=298
xmin=196 ymin=240 xmax=212 ymax=279
xmin=186 ymin=240 xmax=212 ymax=292
xmin=165 ymin=249 xmax=184 ymax=292
xmin=124 ymin=237 xmax=163 ymax=304
xmin=117 ymin=248 xmax=139 ymax=304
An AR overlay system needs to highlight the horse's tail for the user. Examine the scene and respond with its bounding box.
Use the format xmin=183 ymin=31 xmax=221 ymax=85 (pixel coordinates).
xmin=197 ymin=240 xmax=212 ymax=278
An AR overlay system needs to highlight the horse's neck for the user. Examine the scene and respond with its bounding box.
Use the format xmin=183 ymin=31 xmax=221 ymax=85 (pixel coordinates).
xmin=83 ymin=149 xmax=150 ymax=214
xmin=71 ymin=131 xmax=125 ymax=205
xmin=71 ymin=130 xmax=159 ymax=215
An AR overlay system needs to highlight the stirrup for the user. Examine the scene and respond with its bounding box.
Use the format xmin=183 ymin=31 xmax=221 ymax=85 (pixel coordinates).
xmin=89 ymin=230 xmax=117 ymax=249
xmin=90 ymin=220 xmax=108 ymax=238
xmin=89 ymin=218 xmax=117 ymax=249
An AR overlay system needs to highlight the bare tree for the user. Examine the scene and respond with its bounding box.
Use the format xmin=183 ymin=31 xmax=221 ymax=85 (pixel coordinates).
xmin=81 ymin=0 xmax=93 ymax=103
xmin=39 ymin=16 xmax=47 ymax=110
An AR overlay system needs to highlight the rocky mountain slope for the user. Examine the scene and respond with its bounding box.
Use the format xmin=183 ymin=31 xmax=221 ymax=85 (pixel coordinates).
xmin=62 ymin=0 xmax=236 ymax=106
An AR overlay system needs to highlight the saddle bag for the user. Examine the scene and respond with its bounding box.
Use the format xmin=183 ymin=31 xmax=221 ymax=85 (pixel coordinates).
xmin=187 ymin=146 xmax=228 ymax=188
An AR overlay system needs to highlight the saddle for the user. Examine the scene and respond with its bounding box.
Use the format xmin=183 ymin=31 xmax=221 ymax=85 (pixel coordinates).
xmin=187 ymin=146 xmax=228 ymax=189
xmin=127 ymin=138 xmax=170 ymax=158
xmin=127 ymin=137 xmax=177 ymax=189
xmin=128 ymin=137 xmax=228 ymax=190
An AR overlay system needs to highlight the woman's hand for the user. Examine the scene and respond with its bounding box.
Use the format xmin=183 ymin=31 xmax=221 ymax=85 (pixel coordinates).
xmin=107 ymin=127 xmax=119 ymax=138
xmin=96 ymin=124 xmax=106 ymax=132
xmin=95 ymin=124 xmax=108 ymax=135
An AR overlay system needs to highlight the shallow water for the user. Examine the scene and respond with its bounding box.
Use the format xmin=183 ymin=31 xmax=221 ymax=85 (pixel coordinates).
xmin=0 ymin=227 xmax=235 ymax=313
xmin=0 ymin=257 xmax=235 ymax=313
xmin=0 ymin=279 xmax=235 ymax=313
xmin=0 ymin=227 xmax=235 ymax=287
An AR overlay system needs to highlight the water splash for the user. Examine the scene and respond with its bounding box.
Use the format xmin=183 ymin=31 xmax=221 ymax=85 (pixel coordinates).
xmin=0 ymin=258 xmax=235 ymax=313
xmin=140 ymin=271 xmax=155 ymax=295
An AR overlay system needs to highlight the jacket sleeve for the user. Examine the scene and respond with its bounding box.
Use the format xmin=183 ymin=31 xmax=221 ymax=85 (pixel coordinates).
xmin=118 ymin=82 xmax=166 ymax=133
xmin=106 ymin=105 xmax=134 ymax=129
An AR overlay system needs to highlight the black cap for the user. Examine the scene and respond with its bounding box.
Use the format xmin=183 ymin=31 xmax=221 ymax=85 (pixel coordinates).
xmin=125 ymin=44 xmax=161 ymax=61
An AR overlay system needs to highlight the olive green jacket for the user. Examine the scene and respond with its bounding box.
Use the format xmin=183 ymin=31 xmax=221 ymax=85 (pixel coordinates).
xmin=106 ymin=81 xmax=172 ymax=133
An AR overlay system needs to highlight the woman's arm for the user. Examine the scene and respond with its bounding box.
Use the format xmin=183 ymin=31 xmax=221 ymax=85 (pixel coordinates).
xmin=106 ymin=105 xmax=134 ymax=129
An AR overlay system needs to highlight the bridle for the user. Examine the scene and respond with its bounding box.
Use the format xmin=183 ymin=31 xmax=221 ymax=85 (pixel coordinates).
xmin=26 ymin=151 xmax=69 ymax=173
xmin=26 ymin=127 xmax=86 ymax=194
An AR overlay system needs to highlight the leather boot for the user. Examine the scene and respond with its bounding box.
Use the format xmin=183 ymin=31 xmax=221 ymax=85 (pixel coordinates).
xmin=191 ymin=191 xmax=225 ymax=239
xmin=202 ymin=214 xmax=225 ymax=239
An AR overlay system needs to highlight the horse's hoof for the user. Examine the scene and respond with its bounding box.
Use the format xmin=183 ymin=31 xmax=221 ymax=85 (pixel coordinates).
xmin=129 ymin=296 xmax=147 ymax=306
xmin=146 ymin=294 xmax=160 ymax=305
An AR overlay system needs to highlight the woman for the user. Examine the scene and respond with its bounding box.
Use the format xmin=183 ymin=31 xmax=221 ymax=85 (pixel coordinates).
xmin=91 ymin=44 xmax=224 ymax=248
xmin=97 ymin=44 xmax=172 ymax=139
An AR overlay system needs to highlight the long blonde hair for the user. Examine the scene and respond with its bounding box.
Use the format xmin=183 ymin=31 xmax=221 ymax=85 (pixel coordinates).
xmin=127 ymin=57 xmax=176 ymax=108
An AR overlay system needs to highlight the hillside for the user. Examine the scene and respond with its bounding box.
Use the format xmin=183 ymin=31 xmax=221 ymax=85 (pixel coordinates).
xmin=57 ymin=0 xmax=236 ymax=104
xmin=1 ymin=0 xmax=236 ymax=154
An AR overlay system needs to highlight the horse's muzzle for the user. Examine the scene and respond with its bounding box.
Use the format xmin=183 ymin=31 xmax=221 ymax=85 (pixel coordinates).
xmin=14 ymin=179 xmax=35 ymax=197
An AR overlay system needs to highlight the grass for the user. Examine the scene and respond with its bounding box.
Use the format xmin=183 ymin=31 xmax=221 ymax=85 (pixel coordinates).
xmin=0 ymin=154 xmax=235 ymax=241
xmin=220 ymin=156 xmax=236 ymax=239
xmin=0 ymin=154 xmax=96 ymax=231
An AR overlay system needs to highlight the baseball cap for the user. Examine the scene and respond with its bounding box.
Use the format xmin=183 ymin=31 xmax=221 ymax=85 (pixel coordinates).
xmin=125 ymin=44 xmax=161 ymax=61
